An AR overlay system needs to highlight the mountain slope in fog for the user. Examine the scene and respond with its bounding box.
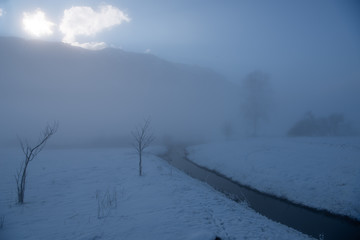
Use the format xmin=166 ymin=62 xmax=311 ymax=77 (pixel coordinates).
xmin=0 ymin=37 xmax=240 ymax=145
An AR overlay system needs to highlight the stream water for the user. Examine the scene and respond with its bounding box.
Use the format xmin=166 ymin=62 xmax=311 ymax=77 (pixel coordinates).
xmin=160 ymin=146 xmax=360 ymax=240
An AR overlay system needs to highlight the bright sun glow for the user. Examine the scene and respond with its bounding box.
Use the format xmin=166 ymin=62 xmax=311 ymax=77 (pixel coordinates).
xmin=22 ymin=9 xmax=55 ymax=37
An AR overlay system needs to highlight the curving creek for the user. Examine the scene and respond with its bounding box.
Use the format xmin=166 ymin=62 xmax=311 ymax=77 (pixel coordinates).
xmin=160 ymin=146 xmax=360 ymax=240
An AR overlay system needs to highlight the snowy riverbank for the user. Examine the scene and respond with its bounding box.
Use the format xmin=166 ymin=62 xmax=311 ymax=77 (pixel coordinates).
xmin=186 ymin=137 xmax=360 ymax=221
xmin=0 ymin=147 xmax=312 ymax=239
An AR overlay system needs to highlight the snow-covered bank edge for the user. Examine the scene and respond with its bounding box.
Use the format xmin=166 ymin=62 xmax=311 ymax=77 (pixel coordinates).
xmin=161 ymin=146 xmax=360 ymax=240
xmin=184 ymin=151 xmax=359 ymax=223
xmin=186 ymin=138 xmax=360 ymax=222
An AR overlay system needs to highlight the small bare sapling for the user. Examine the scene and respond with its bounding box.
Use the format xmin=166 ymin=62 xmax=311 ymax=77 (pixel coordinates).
xmin=131 ymin=118 xmax=155 ymax=176
xmin=15 ymin=122 xmax=58 ymax=204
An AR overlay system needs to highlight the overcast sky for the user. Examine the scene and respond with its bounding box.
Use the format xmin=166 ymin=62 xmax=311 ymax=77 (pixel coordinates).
xmin=1 ymin=0 xmax=360 ymax=128
xmin=0 ymin=0 xmax=359 ymax=81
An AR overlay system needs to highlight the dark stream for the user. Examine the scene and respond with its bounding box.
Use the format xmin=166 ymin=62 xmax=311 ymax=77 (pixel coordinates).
xmin=160 ymin=146 xmax=360 ymax=240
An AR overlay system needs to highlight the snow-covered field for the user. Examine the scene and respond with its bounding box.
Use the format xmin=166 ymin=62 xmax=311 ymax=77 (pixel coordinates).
xmin=187 ymin=137 xmax=360 ymax=221
xmin=0 ymin=146 xmax=312 ymax=240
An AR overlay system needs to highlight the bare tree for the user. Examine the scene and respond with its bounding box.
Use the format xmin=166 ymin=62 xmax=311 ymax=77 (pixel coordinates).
xmin=131 ymin=118 xmax=154 ymax=176
xmin=241 ymin=71 xmax=271 ymax=137
xmin=15 ymin=122 xmax=58 ymax=204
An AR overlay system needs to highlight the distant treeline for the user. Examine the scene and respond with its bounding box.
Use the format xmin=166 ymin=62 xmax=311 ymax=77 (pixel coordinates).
xmin=288 ymin=112 xmax=357 ymax=137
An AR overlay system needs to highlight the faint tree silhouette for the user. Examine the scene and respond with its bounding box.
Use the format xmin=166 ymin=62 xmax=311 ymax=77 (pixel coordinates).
xmin=287 ymin=112 xmax=356 ymax=137
xmin=241 ymin=71 xmax=271 ymax=136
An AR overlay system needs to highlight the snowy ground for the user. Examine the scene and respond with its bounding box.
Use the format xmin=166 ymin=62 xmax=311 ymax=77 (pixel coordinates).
xmin=0 ymin=146 xmax=312 ymax=240
xmin=186 ymin=137 xmax=360 ymax=221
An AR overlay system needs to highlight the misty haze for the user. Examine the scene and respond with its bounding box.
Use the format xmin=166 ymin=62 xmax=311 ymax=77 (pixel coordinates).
xmin=1 ymin=1 xmax=359 ymax=240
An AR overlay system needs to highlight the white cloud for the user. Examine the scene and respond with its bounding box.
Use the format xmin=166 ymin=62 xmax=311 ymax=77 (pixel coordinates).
xmin=22 ymin=9 xmax=55 ymax=37
xmin=70 ymin=41 xmax=107 ymax=50
xmin=0 ymin=8 xmax=4 ymax=17
xmin=59 ymin=5 xmax=130 ymax=50
xmin=145 ymin=49 xmax=151 ymax=54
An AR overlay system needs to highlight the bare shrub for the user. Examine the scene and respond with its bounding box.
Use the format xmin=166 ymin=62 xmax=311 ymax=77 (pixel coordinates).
xmin=95 ymin=189 xmax=117 ymax=219
xmin=0 ymin=216 xmax=4 ymax=229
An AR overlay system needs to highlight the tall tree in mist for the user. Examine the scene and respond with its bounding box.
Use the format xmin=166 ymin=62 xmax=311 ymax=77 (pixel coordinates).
xmin=241 ymin=71 xmax=271 ymax=137
xmin=132 ymin=118 xmax=154 ymax=176
xmin=16 ymin=122 xmax=58 ymax=204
